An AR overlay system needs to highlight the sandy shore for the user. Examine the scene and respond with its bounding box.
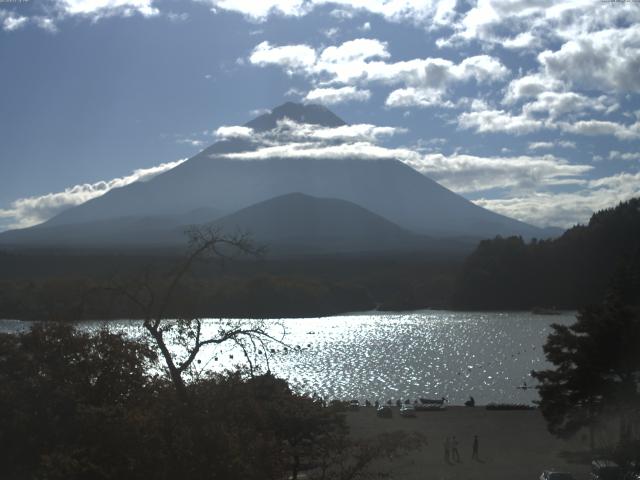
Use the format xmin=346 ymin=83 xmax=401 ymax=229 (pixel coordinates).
xmin=346 ymin=406 xmax=595 ymax=480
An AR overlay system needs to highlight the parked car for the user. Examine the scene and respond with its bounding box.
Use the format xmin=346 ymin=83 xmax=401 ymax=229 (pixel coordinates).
xmin=349 ymin=400 xmax=360 ymax=411
xmin=400 ymin=404 xmax=416 ymax=417
xmin=376 ymin=405 xmax=392 ymax=418
xmin=591 ymin=460 xmax=623 ymax=480
xmin=539 ymin=470 xmax=575 ymax=480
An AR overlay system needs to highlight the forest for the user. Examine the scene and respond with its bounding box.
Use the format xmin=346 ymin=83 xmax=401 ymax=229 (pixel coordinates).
xmin=0 ymin=198 xmax=638 ymax=319
xmin=453 ymin=198 xmax=640 ymax=310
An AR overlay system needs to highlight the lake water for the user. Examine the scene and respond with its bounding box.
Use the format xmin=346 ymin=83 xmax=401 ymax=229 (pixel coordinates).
xmin=0 ymin=310 xmax=576 ymax=405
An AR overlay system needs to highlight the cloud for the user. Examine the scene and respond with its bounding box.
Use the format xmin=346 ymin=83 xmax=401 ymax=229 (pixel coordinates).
xmin=0 ymin=0 xmax=159 ymax=32
xmin=539 ymin=27 xmax=640 ymax=94
xmin=318 ymin=38 xmax=390 ymax=64
xmin=177 ymin=138 xmax=205 ymax=147
xmin=262 ymin=118 xmax=406 ymax=143
xmin=458 ymin=108 xmax=545 ymax=135
xmin=558 ymin=119 xmax=640 ymax=141
xmin=528 ymin=141 xmax=576 ymax=151
xmin=502 ymin=31 xmax=540 ymax=50
xmin=57 ymin=0 xmax=159 ymax=17
xmin=208 ymin=0 xmax=458 ymax=26
xmin=214 ymin=125 xmax=254 ymax=139
xmin=528 ymin=141 xmax=554 ymax=150
xmin=248 ymin=39 xmax=509 ymax=108
xmin=522 ymin=92 xmax=614 ymax=120
xmin=502 ymin=73 xmax=564 ymax=105
xmin=214 ymin=119 xmax=591 ymax=197
xmin=441 ymin=0 xmax=640 ymax=48
xmin=1 ymin=11 xmax=28 ymax=31
xmin=208 ymin=0 xmax=308 ymax=20
xmin=608 ymin=150 xmax=640 ymax=161
xmin=474 ymin=172 xmax=640 ymax=228
xmin=249 ymin=41 xmax=317 ymax=74
xmin=0 ymin=159 xmax=185 ymax=230
xmin=220 ymin=141 xmax=418 ymax=163
xmin=304 ymin=86 xmax=371 ymax=104
xmin=405 ymin=152 xmax=591 ymax=194
xmin=385 ymin=87 xmax=454 ymax=108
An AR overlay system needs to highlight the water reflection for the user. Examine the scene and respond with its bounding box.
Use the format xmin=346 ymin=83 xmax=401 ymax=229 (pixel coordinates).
xmin=1 ymin=310 xmax=575 ymax=405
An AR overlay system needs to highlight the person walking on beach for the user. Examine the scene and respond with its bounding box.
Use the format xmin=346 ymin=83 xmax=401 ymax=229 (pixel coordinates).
xmin=472 ymin=435 xmax=479 ymax=461
xmin=444 ymin=437 xmax=451 ymax=464
xmin=451 ymin=436 xmax=460 ymax=463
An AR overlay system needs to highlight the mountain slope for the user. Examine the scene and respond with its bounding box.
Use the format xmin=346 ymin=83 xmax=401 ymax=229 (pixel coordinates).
xmin=211 ymin=192 xmax=423 ymax=254
xmin=0 ymin=102 xmax=553 ymax=247
xmin=0 ymin=207 xmax=222 ymax=249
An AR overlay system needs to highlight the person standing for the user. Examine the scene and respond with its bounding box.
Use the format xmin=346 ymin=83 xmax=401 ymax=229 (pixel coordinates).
xmin=451 ymin=436 xmax=460 ymax=463
xmin=472 ymin=435 xmax=479 ymax=461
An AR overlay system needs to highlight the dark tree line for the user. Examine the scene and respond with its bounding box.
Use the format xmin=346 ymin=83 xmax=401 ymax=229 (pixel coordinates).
xmin=453 ymin=198 xmax=640 ymax=310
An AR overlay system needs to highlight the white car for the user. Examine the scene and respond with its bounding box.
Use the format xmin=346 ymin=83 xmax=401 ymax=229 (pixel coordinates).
xmin=399 ymin=404 xmax=416 ymax=417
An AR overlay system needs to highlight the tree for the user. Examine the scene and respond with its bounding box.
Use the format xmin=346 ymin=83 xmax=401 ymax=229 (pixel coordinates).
xmin=533 ymin=292 xmax=640 ymax=452
xmin=0 ymin=323 xmax=159 ymax=480
xmin=111 ymin=226 xmax=284 ymax=401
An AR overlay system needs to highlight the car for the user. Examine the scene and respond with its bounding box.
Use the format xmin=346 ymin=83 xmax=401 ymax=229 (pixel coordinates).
xmin=376 ymin=405 xmax=392 ymax=418
xmin=348 ymin=400 xmax=360 ymax=411
xmin=400 ymin=404 xmax=416 ymax=417
xmin=591 ymin=460 xmax=623 ymax=480
xmin=539 ymin=470 xmax=575 ymax=480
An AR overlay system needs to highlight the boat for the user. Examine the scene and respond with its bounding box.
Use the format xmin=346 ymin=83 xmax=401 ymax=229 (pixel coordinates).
xmin=531 ymin=307 xmax=561 ymax=315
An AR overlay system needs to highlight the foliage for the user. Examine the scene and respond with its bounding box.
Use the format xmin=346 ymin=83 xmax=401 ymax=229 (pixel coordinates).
xmin=0 ymin=250 xmax=462 ymax=320
xmin=453 ymin=198 xmax=640 ymax=309
xmin=0 ymin=323 xmax=159 ymax=480
xmin=533 ymin=292 xmax=640 ymax=453
xmin=0 ymin=323 xmax=415 ymax=480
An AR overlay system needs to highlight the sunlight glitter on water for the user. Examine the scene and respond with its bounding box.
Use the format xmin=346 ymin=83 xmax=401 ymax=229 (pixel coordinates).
xmin=1 ymin=310 xmax=576 ymax=405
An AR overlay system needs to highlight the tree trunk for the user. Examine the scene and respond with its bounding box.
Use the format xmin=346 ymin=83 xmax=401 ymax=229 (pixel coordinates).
xmin=147 ymin=324 xmax=189 ymax=402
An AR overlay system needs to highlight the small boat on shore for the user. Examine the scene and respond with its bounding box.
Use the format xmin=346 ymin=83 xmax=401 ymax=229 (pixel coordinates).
xmin=417 ymin=397 xmax=447 ymax=411
xmin=531 ymin=307 xmax=561 ymax=315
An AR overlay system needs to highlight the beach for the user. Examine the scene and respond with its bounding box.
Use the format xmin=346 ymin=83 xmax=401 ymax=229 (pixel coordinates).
xmin=346 ymin=406 xmax=595 ymax=480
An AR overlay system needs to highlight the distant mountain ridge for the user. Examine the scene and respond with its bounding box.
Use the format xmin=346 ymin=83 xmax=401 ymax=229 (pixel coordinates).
xmin=0 ymin=102 xmax=559 ymax=252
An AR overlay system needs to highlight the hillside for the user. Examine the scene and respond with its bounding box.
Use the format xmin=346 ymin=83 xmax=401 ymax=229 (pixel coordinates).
xmin=452 ymin=198 xmax=640 ymax=310
xmin=0 ymin=102 xmax=553 ymax=249
xmin=213 ymin=192 xmax=425 ymax=255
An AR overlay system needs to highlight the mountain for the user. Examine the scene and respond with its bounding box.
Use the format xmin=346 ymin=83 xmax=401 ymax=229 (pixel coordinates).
xmin=246 ymin=102 xmax=346 ymax=131
xmin=211 ymin=192 xmax=423 ymax=254
xmin=0 ymin=102 xmax=556 ymax=250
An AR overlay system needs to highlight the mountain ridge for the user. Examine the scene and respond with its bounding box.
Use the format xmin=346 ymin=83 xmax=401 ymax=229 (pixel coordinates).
xmin=0 ymin=102 xmax=559 ymax=249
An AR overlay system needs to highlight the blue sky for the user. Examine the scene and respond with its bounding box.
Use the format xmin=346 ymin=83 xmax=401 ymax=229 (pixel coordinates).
xmin=1 ymin=0 xmax=639 ymax=231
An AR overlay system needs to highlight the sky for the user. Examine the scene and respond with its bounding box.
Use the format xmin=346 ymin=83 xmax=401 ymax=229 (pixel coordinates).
xmin=0 ymin=0 xmax=639 ymax=232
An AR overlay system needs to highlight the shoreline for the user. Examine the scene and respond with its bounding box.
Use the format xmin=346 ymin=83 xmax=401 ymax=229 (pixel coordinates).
xmin=0 ymin=307 xmax=578 ymax=323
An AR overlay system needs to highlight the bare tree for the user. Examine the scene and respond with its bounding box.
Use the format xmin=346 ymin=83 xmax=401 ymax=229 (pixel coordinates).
xmin=112 ymin=226 xmax=285 ymax=401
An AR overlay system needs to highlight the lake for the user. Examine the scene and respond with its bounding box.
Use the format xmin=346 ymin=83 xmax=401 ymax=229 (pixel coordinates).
xmin=0 ymin=310 xmax=576 ymax=405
